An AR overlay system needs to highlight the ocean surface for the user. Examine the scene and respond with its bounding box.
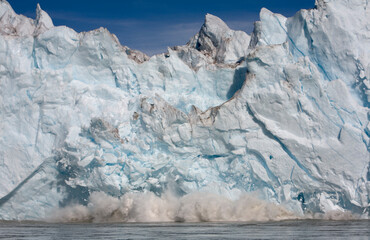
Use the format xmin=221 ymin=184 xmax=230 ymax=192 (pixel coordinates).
xmin=0 ymin=220 xmax=369 ymax=239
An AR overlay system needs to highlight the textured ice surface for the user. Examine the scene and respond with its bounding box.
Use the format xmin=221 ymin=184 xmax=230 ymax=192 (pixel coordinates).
xmin=0 ymin=0 xmax=369 ymax=221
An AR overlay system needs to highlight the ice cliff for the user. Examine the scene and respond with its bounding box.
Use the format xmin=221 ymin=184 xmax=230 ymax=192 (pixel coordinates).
xmin=0 ymin=0 xmax=369 ymax=221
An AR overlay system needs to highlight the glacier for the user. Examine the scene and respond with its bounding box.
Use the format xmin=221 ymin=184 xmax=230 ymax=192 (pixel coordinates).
xmin=0 ymin=0 xmax=369 ymax=221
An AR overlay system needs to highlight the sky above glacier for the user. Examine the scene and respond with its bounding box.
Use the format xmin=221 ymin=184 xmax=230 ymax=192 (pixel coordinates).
xmin=9 ymin=0 xmax=315 ymax=55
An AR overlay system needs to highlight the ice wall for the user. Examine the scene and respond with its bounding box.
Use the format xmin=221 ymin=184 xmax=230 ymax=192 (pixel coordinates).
xmin=0 ymin=0 xmax=369 ymax=221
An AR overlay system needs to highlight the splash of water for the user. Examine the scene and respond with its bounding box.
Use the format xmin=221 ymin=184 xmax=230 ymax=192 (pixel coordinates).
xmin=49 ymin=191 xmax=299 ymax=223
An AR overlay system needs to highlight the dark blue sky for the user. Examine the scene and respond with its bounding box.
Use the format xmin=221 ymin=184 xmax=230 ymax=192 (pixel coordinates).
xmin=8 ymin=0 xmax=315 ymax=55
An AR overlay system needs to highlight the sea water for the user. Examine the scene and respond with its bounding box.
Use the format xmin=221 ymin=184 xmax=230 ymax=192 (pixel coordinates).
xmin=0 ymin=220 xmax=369 ymax=239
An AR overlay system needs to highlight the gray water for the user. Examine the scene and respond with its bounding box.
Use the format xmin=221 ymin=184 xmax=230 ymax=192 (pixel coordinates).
xmin=0 ymin=220 xmax=369 ymax=239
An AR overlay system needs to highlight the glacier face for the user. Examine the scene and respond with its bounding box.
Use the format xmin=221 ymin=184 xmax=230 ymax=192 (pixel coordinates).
xmin=0 ymin=0 xmax=369 ymax=221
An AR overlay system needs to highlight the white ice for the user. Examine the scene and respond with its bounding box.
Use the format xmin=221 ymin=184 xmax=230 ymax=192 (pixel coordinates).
xmin=0 ymin=0 xmax=369 ymax=221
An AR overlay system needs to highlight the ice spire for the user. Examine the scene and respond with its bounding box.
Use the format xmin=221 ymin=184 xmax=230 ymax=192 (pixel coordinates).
xmin=188 ymin=13 xmax=250 ymax=64
xmin=34 ymin=3 xmax=54 ymax=34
